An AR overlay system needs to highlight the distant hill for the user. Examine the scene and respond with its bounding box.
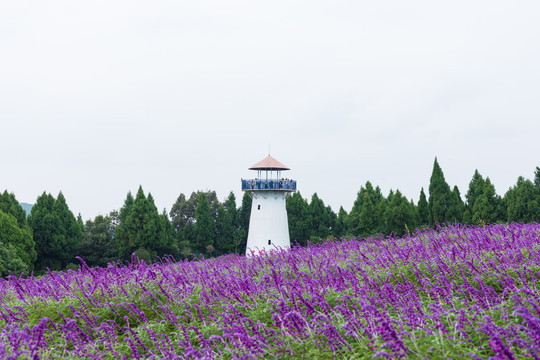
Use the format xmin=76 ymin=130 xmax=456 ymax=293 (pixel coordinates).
xmin=20 ymin=203 xmax=33 ymax=215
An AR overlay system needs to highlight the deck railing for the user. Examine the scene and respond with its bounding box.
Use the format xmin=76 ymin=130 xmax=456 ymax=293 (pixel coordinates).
xmin=242 ymin=179 xmax=296 ymax=191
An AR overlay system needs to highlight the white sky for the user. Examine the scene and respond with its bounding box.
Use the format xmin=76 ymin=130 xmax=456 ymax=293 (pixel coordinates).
xmin=1 ymin=0 xmax=539 ymax=220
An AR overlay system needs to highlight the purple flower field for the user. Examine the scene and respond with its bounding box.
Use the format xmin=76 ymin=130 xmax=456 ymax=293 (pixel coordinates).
xmin=1 ymin=223 xmax=540 ymax=359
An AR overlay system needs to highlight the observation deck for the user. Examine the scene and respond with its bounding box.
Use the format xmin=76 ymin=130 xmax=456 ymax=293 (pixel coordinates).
xmin=242 ymin=155 xmax=297 ymax=193
xmin=242 ymin=178 xmax=297 ymax=191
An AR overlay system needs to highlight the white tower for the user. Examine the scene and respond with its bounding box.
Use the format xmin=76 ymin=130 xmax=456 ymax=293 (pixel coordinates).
xmin=242 ymin=155 xmax=297 ymax=256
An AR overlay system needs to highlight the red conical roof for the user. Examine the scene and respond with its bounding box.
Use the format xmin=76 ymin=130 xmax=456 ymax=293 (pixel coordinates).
xmin=249 ymin=155 xmax=290 ymax=171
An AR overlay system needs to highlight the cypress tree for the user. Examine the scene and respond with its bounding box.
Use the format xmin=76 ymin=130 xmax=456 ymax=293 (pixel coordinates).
xmin=333 ymin=206 xmax=348 ymax=238
xmin=471 ymin=177 xmax=502 ymax=224
xmin=286 ymin=192 xmax=312 ymax=246
xmin=348 ymin=182 xmax=386 ymax=237
xmin=384 ymin=190 xmax=416 ymax=237
xmin=309 ymin=193 xmax=332 ymax=239
xmin=447 ymin=185 xmax=464 ymax=223
xmin=505 ymin=176 xmax=540 ymax=223
xmin=235 ymin=192 xmax=251 ymax=254
xmin=52 ymin=192 xmax=82 ymax=268
xmin=215 ymin=205 xmax=234 ymax=255
xmin=29 ymin=192 xmax=80 ymax=272
xmin=0 ymin=191 xmax=29 ymax=228
xmin=193 ymin=192 xmax=216 ymax=256
xmin=78 ymin=215 xmax=117 ymax=268
xmin=417 ymin=188 xmax=429 ymax=226
xmin=0 ymin=191 xmax=36 ymax=272
xmin=464 ymin=170 xmax=485 ymax=223
xmin=428 ymin=158 xmax=453 ymax=226
xmin=0 ymin=211 xmax=34 ymax=276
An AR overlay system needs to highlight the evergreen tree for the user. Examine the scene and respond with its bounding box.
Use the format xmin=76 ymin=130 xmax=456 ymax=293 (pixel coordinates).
xmin=448 ymin=185 xmax=464 ymax=223
xmin=333 ymin=206 xmax=348 ymax=238
xmin=116 ymin=187 xmax=177 ymax=261
xmin=384 ymin=190 xmax=416 ymax=237
xmin=78 ymin=215 xmax=118 ymax=268
xmin=193 ymin=192 xmax=216 ymax=256
xmin=286 ymin=192 xmax=312 ymax=246
xmin=29 ymin=192 xmax=80 ymax=272
xmin=235 ymin=192 xmax=252 ymax=254
xmin=347 ymin=182 xmax=386 ymax=237
xmin=157 ymin=209 xmax=178 ymax=258
xmin=464 ymin=170 xmax=485 ymax=223
xmin=309 ymin=193 xmax=332 ymax=239
xmin=0 ymin=191 xmax=29 ymax=228
xmin=215 ymin=205 xmax=235 ymax=255
xmin=505 ymin=176 xmax=540 ymax=223
xmin=535 ymin=167 xmax=540 ymax=189
xmin=53 ymin=192 xmax=82 ymax=266
xmin=215 ymin=192 xmax=238 ymax=255
xmin=417 ymin=188 xmax=429 ymax=226
xmin=428 ymin=158 xmax=454 ymax=226
xmin=471 ymin=177 xmax=502 ymax=224
xmin=0 ymin=211 xmax=34 ymax=276
xmin=0 ymin=191 xmax=36 ymax=272
xmin=170 ymin=190 xmax=221 ymax=232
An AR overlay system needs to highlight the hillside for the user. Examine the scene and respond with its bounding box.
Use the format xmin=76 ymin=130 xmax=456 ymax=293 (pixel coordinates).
xmin=20 ymin=202 xmax=33 ymax=215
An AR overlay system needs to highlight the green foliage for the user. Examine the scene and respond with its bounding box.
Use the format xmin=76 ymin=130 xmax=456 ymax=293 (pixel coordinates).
xmin=0 ymin=211 xmax=33 ymax=276
xmin=309 ymin=193 xmax=335 ymax=239
xmin=116 ymin=186 xmax=178 ymax=261
xmin=286 ymin=192 xmax=312 ymax=246
xmin=384 ymin=190 xmax=417 ymax=236
xmin=505 ymin=176 xmax=540 ymax=223
xmin=235 ymin=192 xmax=251 ymax=254
xmin=417 ymin=188 xmax=429 ymax=226
xmin=333 ymin=206 xmax=348 ymax=238
xmin=428 ymin=158 xmax=455 ymax=226
xmin=29 ymin=192 xmax=81 ymax=272
xmin=0 ymin=190 xmax=29 ymax=228
xmin=78 ymin=215 xmax=118 ymax=268
xmin=347 ymin=181 xmax=386 ymax=237
xmin=215 ymin=205 xmax=235 ymax=255
xmin=0 ymin=191 xmax=36 ymax=274
xmin=193 ymin=192 xmax=216 ymax=255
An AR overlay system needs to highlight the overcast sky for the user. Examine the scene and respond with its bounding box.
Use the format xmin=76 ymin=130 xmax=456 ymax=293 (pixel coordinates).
xmin=1 ymin=0 xmax=539 ymax=220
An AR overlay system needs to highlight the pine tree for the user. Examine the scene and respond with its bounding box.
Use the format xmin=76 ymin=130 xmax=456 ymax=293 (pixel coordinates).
xmin=428 ymin=158 xmax=454 ymax=226
xmin=417 ymin=188 xmax=429 ymax=226
xmin=193 ymin=192 xmax=216 ymax=256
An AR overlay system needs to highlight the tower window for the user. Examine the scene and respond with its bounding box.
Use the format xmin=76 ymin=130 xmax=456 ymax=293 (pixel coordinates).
xmin=268 ymin=240 xmax=271 ymax=245
xmin=258 ymin=205 xmax=261 ymax=210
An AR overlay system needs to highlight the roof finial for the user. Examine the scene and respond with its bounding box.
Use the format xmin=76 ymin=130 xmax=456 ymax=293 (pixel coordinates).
xmin=268 ymin=144 xmax=271 ymax=155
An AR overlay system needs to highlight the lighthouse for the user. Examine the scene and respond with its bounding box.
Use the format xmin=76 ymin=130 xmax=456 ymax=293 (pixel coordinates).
xmin=241 ymin=155 xmax=297 ymax=256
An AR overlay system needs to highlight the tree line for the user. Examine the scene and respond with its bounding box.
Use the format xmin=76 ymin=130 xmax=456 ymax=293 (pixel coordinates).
xmin=1 ymin=158 xmax=539 ymax=275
